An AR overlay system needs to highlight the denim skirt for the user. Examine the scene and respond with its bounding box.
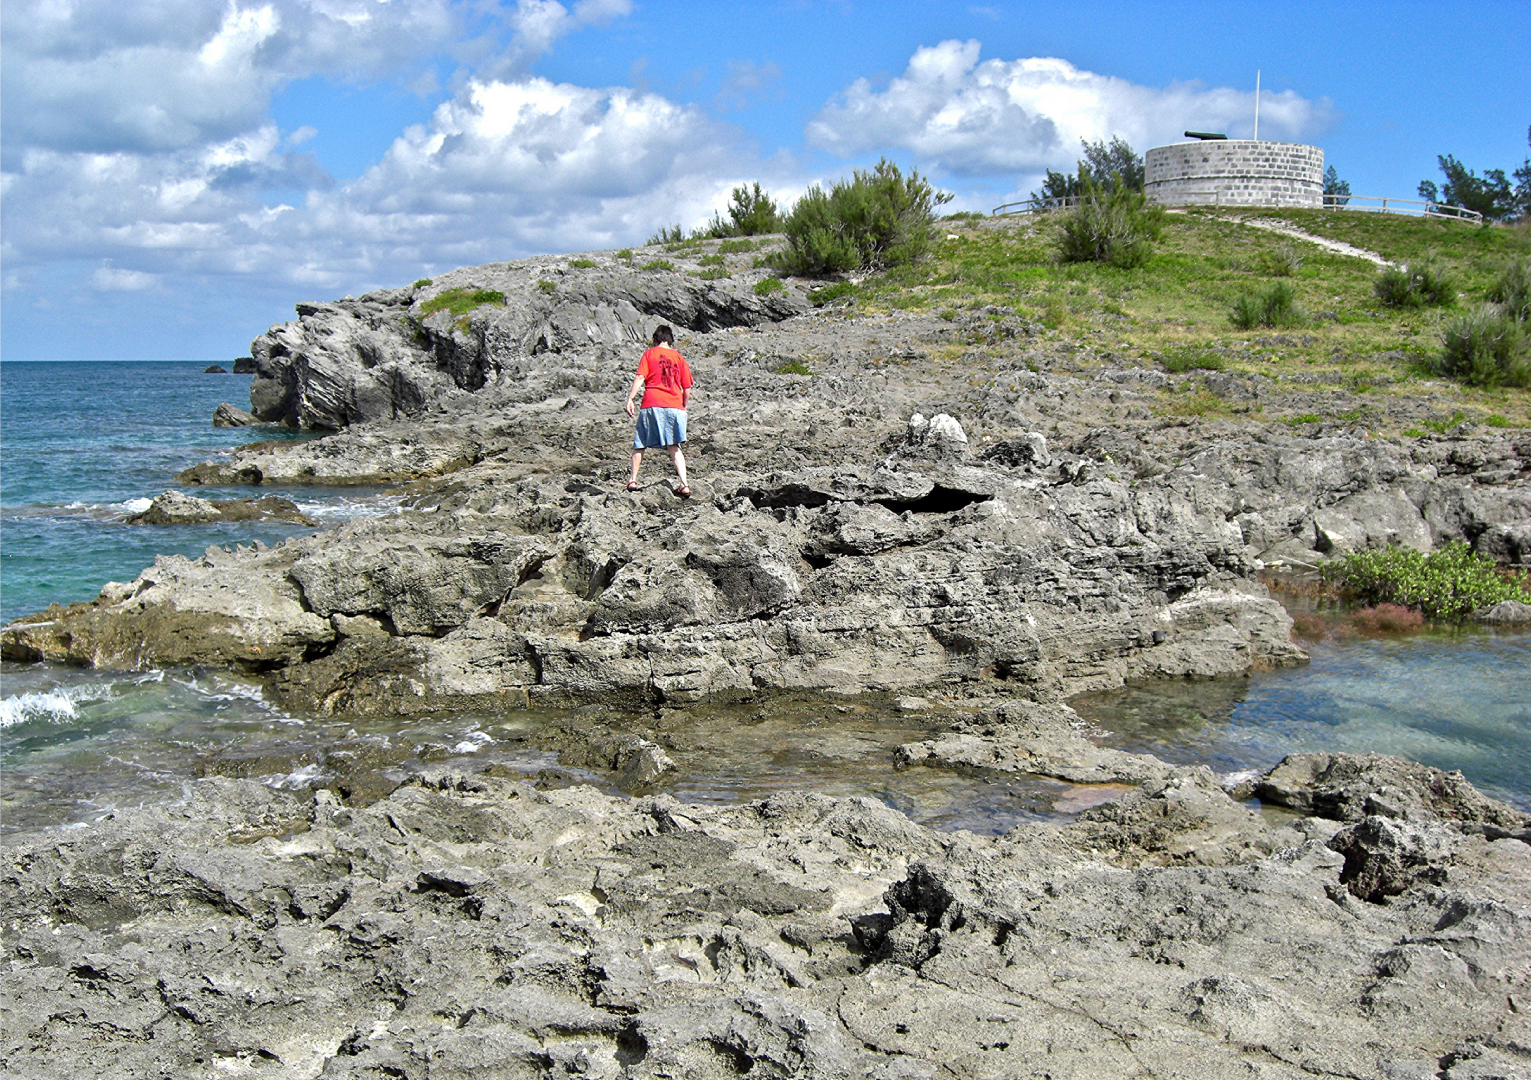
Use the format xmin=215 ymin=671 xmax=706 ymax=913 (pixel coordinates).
xmin=633 ymin=407 xmax=686 ymax=449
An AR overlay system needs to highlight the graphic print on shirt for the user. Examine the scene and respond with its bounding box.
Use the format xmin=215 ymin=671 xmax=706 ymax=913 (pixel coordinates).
xmin=651 ymin=354 xmax=684 ymax=396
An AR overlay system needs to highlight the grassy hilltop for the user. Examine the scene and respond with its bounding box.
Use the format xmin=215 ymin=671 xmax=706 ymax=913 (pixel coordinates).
xmin=658 ymin=206 xmax=1531 ymax=432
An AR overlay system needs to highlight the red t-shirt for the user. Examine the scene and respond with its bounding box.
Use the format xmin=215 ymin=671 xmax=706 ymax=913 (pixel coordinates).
xmin=637 ymin=346 xmax=693 ymax=410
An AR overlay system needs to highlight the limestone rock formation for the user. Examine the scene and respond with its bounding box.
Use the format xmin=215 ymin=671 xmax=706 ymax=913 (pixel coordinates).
xmin=213 ymin=401 xmax=258 ymax=426
xmin=125 ymin=489 xmax=315 ymax=526
xmin=2 ymin=755 xmax=1525 ymax=1079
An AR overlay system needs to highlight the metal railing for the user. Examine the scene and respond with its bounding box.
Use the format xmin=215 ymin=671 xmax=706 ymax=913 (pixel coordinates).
xmin=991 ymin=195 xmax=1084 ymax=216
xmin=992 ymin=191 xmax=1484 ymax=224
xmin=1321 ymin=194 xmax=1483 ymax=223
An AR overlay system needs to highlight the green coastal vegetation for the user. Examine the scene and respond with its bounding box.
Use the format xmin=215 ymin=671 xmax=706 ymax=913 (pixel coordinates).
xmin=1321 ymin=541 xmax=1531 ymax=619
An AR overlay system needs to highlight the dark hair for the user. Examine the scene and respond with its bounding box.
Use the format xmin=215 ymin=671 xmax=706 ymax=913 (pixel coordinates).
xmin=651 ymin=325 xmax=674 ymax=346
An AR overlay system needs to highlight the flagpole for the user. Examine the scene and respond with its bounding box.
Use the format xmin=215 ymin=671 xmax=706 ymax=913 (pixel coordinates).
xmin=1254 ymin=70 xmax=1261 ymax=141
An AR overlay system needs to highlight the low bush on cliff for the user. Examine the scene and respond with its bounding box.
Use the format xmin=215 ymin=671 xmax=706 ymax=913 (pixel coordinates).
xmin=1435 ymin=305 xmax=1530 ymax=387
xmin=1488 ymin=255 xmax=1531 ymax=322
xmin=775 ymin=159 xmax=950 ymax=276
xmin=1230 ymin=280 xmax=1302 ymax=329
xmin=1321 ymin=540 xmax=1531 ymax=618
xmin=1374 ymin=262 xmax=1456 ymax=308
xmin=418 ymin=288 xmax=505 ymax=317
xmin=1056 ymin=173 xmax=1164 ymax=269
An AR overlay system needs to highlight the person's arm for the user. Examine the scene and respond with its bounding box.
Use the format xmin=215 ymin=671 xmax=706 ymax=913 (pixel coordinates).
xmin=625 ymin=370 xmax=645 ymax=417
xmin=680 ymin=358 xmax=692 ymax=410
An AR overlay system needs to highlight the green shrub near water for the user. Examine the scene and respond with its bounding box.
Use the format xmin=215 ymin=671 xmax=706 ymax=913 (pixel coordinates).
xmin=1230 ymin=280 xmax=1302 ymax=329
xmin=1321 ymin=540 xmax=1531 ymax=619
xmin=1056 ymin=172 xmax=1165 ymax=269
xmin=1434 ymin=305 xmax=1530 ymax=388
xmin=1374 ymin=262 xmax=1456 ymax=308
xmin=418 ymin=288 xmax=506 ymax=317
xmin=775 ymin=159 xmax=950 ymax=276
xmin=753 ymin=276 xmax=784 ymax=296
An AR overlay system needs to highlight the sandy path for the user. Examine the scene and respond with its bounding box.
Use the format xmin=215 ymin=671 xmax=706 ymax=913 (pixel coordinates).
xmin=1235 ymin=216 xmax=1395 ymax=266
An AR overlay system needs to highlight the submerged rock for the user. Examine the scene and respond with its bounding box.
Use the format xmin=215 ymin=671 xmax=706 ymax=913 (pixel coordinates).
xmin=124 ymin=489 xmax=315 ymax=526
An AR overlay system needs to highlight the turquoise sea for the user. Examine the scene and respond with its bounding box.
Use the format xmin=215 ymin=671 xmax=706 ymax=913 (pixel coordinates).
xmin=2 ymin=361 xmax=1528 ymax=834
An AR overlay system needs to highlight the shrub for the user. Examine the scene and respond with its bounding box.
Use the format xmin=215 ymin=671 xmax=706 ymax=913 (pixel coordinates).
xmin=775 ymin=359 xmax=812 ymax=375
xmin=1230 ymin=280 xmax=1301 ymax=329
xmin=568 ymin=258 xmax=597 ymax=269
xmin=1256 ymin=245 xmax=1302 ymax=277
xmin=1485 ymin=413 xmax=1511 ymax=427
xmin=615 ymin=248 xmax=633 ymax=261
xmin=537 ymin=280 xmax=557 ymax=294
xmin=775 ymin=159 xmax=951 ymax=276
xmin=1158 ymin=346 xmax=1225 ymax=373
xmin=753 ymin=276 xmax=784 ymax=296
xmin=641 ymin=259 xmax=675 ymax=271
xmin=646 ymin=224 xmax=685 ymax=245
xmin=1056 ymin=173 xmax=1165 ymax=269
xmin=1434 ymin=305 xmax=1530 ymax=388
xmin=1374 ymin=262 xmax=1455 ymax=308
xmin=1321 ymin=540 xmax=1531 ymax=619
xmin=717 ymin=239 xmax=755 ymax=255
xmin=705 ymin=182 xmax=783 ymax=238
xmin=698 ymin=268 xmax=730 ymax=281
xmin=808 ymin=281 xmax=857 ymax=307
xmin=1283 ymin=413 xmax=1323 ymax=425
xmin=698 ymin=254 xmax=725 ymax=266
xmin=413 ymin=278 xmax=432 ymax=288
xmin=418 ymin=288 xmax=505 ymax=317
xmin=1487 ymin=255 xmax=1530 ymax=322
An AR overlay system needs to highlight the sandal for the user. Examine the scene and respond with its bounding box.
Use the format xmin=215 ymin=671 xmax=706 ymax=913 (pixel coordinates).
xmin=624 ymin=481 xmax=639 ymax=491
xmin=674 ymin=485 xmax=692 ymax=499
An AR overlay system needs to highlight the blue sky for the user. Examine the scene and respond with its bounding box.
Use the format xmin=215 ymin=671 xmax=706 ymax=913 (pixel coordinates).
xmin=2 ymin=0 xmax=1527 ymax=361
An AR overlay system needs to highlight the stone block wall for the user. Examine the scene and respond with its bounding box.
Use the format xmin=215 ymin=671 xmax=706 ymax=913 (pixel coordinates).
xmin=1145 ymin=141 xmax=1324 ymax=208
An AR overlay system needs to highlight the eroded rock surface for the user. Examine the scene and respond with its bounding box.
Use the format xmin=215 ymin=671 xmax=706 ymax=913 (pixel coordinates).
xmin=3 ymin=755 xmax=1527 ymax=1080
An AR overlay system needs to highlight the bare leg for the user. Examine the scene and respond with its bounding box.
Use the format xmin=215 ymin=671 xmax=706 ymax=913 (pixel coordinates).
xmin=668 ymin=445 xmax=688 ymax=488
xmin=628 ymin=449 xmax=644 ymax=485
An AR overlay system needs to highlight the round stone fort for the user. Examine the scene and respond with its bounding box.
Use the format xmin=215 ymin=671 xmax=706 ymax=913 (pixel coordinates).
xmin=1144 ymin=140 xmax=1324 ymax=208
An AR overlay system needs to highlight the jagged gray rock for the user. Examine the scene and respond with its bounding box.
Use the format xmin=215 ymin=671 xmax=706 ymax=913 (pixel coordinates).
xmin=2 ymin=759 xmax=1526 ymax=1079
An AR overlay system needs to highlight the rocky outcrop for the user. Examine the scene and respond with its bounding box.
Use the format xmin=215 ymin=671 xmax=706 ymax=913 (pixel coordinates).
xmin=2 ymin=757 xmax=1526 ymax=1080
xmin=125 ymin=489 xmax=315 ymax=526
xmin=213 ymin=401 xmax=257 ymax=426
xmin=9 ymin=270 xmax=1531 ymax=710
xmin=246 ymin=249 xmax=808 ymax=430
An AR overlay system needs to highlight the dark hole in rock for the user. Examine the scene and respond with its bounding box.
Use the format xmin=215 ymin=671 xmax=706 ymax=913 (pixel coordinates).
xmin=736 ymin=484 xmax=833 ymax=510
xmin=876 ymin=485 xmax=992 ymax=515
xmin=709 ymin=1039 xmax=754 ymax=1074
xmin=615 ymin=1024 xmax=648 ymax=1066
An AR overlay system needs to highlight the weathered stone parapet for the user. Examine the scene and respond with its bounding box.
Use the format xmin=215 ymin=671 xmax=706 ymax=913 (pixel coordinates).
xmin=1146 ymin=140 xmax=1324 ymax=208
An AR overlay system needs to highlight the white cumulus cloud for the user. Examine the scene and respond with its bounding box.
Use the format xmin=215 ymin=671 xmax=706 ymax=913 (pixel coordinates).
xmin=92 ymin=267 xmax=160 ymax=291
xmin=808 ymin=40 xmax=1333 ymax=176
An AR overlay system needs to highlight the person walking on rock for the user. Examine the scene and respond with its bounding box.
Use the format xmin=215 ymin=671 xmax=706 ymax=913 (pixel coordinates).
xmin=624 ymin=325 xmax=693 ymax=497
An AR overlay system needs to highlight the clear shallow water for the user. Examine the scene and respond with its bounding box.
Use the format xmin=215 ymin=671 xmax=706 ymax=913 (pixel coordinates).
xmin=0 ymin=361 xmax=397 ymax=622
xmin=1072 ymin=628 xmax=1531 ymax=811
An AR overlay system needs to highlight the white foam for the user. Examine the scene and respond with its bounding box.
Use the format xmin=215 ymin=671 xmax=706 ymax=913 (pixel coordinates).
xmin=296 ymin=496 xmax=405 ymax=521
xmin=1221 ymin=768 xmax=1262 ymax=790
xmin=0 ymin=685 xmax=111 ymax=728
xmin=261 ymin=763 xmax=329 ymax=790
xmin=452 ymin=730 xmax=493 ymax=754
xmin=120 ymin=497 xmax=153 ymax=513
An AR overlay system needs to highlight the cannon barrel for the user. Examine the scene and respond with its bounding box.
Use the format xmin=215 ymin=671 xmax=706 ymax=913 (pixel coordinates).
xmin=1184 ymin=130 xmax=1228 ymax=141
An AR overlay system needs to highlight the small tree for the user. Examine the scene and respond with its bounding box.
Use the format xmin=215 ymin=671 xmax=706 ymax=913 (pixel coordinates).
xmin=1323 ymin=165 xmax=1351 ymax=206
xmin=1056 ymin=170 xmax=1164 ymax=269
xmin=706 ymin=182 xmax=783 ymax=238
xmin=1030 ymin=136 xmax=1144 ymax=204
xmin=776 ymin=159 xmax=951 ymax=276
xmin=1418 ymin=155 xmax=1517 ymax=220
